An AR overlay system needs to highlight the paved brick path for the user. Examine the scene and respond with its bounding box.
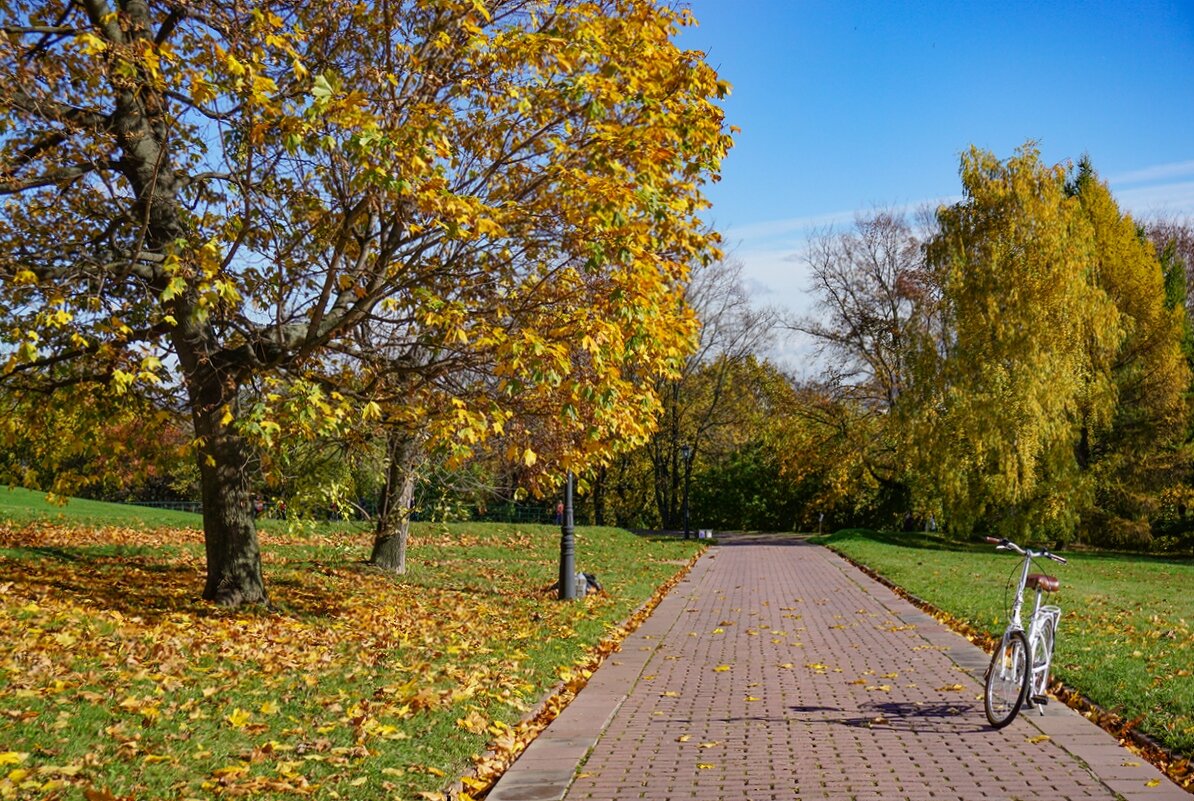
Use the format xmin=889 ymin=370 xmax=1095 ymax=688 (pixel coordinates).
xmin=488 ymin=536 xmax=1188 ymax=801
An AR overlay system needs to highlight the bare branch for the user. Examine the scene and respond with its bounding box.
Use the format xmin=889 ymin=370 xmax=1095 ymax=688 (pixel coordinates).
xmin=10 ymin=89 xmax=110 ymax=131
xmin=0 ymin=161 xmax=114 ymax=194
xmin=2 ymin=25 xmax=79 ymax=35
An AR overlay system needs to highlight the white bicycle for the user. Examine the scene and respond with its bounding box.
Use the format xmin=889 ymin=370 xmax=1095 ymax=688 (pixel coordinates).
xmin=982 ymin=536 xmax=1067 ymax=729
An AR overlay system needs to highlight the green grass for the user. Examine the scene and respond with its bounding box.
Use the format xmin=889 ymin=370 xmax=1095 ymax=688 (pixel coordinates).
xmin=0 ymin=486 xmax=204 ymax=528
xmin=0 ymin=493 xmax=705 ymax=800
xmin=816 ymin=528 xmax=1194 ymax=760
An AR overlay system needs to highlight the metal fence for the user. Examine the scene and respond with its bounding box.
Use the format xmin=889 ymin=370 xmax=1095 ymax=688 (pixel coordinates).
xmin=127 ymin=500 xmax=204 ymax=514
xmin=118 ymin=499 xmax=563 ymax=526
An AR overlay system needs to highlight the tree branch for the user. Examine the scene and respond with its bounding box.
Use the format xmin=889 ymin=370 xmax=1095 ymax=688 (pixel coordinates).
xmin=0 ymin=161 xmax=114 ymax=195
xmin=10 ymin=88 xmax=110 ymax=131
xmin=78 ymin=0 xmax=124 ymax=45
xmin=2 ymin=25 xmax=79 ymax=34
xmin=0 ymin=132 xmax=68 ymax=176
xmin=154 ymin=7 xmax=184 ymax=45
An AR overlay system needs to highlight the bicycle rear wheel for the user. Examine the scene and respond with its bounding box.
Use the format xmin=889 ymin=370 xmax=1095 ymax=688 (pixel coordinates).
xmin=985 ymin=630 xmax=1030 ymax=729
xmin=1029 ymin=616 xmax=1056 ymax=700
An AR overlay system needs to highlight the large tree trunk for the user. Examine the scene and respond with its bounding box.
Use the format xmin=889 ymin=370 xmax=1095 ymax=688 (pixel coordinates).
xmin=181 ymin=348 xmax=267 ymax=606
xmin=98 ymin=2 xmax=267 ymax=607
xmin=370 ymin=430 xmax=422 ymax=573
xmin=196 ymin=416 xmax=266 ymax=606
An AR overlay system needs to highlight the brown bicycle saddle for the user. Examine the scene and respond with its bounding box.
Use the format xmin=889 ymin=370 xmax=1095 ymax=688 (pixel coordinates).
xmin=1026 ymin=573 xmax=1059 ymax=592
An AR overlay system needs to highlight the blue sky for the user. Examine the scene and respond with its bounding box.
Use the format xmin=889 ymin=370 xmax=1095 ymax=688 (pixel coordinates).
xmin=678 ymin=1 xmax=1194 ymax=321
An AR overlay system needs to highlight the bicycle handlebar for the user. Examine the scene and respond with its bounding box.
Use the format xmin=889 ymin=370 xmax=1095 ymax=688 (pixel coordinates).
xmin=984 ymin=535 xmax=1067 ymax=564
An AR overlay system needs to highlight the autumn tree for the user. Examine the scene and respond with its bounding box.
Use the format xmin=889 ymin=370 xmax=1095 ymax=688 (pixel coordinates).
xmin=907 ymin=144 xmax=1123 ymax=539
xmin=1069 ymin=164 xmax=1191 ymax=546
xmin=795 ymin=210 xmax=938 ymax=518
xmin=0 ymin=0 xmax=731 ymax=604
xmin=0 ymin=383 xmax=195 ymax=501
xmin=799 ymin=211 xmax=935 ymax=410
xmin=1147 ymin=217 xmax=1194 ymax=319
xmin=644 ymin=257 xmax=778 ymax=529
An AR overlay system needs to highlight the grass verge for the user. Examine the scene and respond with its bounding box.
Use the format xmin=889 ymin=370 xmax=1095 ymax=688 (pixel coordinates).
xmin=0 ymin=498 xmax=704 ymax=801
xmin=815 ymin=528 xmax=1193 ymax=788
xmin=0 ymin=487 xmax=204 ymax=529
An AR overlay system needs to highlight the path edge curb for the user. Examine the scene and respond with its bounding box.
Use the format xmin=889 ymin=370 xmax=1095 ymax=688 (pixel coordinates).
xmin=823 ymin=543 xmax=1193 ymax=796
xmin=454 ymin=545 xmax=709 ymax=800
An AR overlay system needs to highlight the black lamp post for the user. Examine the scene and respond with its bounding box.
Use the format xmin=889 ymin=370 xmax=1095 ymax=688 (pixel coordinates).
xmin=679 ymin=443 xmax=693 ymax=539
xmin=559 ymin=471 xmax=576 ymax=600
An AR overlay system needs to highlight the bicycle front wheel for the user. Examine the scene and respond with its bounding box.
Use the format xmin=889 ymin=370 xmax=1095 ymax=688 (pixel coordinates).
xmin=985 ymin=630 xmax=1030 ymax=729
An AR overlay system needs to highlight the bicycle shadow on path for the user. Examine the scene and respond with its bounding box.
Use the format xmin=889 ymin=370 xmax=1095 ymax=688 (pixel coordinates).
xmin=657 ymin=699 xmax=989 ymax=735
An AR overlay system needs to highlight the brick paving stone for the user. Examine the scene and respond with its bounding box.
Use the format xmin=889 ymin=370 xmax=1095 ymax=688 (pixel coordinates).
xmin=487 ymin=535 xmax=1188 ymax=801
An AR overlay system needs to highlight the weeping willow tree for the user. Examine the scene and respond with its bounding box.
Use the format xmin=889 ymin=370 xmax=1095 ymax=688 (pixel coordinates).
xmin=908 ymin=144 xmax=1123 ymax=540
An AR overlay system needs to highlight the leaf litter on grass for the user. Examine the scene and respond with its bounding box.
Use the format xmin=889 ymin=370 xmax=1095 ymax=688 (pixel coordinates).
xmin=0 ymin=520 xmax=703 ymax=800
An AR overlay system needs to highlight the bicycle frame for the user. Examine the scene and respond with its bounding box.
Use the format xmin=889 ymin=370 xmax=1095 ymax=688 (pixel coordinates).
xmin=983 ymin=536 xmax=1066 ymax=726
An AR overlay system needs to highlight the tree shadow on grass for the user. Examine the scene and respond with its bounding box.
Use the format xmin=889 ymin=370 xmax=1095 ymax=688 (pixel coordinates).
xmin=826 ymin=529 xmax=988 ymax=555
xmin=830 ymin=529 xmax=1194 ymax=567
xmin=1 ymin=550 xmax=351 ymax=622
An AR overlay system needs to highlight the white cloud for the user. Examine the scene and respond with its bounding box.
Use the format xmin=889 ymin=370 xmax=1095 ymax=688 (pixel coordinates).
xmin=722 ymin=209 xmax=859 ymax=243
xmin=1113 ymin=180 xmax=1194 ymax=220
xmin=724 ymin=162 xmax=1194 ymax=372
xmin=1108 ymin=160 xmax=1194 ymax=186
xmin=728 ymin=246 xmax=815 ymax=308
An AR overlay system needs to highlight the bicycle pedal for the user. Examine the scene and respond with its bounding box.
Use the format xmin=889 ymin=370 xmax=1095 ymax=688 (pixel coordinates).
xmin=1030 ymin=695 xmax=1049 ymax=706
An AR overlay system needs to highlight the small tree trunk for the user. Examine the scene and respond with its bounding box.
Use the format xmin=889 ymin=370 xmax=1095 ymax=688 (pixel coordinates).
xmin=592 ymin=466 xmax=607 ymax=526
xmin=370 ymin=430 xmax=422 ymax=573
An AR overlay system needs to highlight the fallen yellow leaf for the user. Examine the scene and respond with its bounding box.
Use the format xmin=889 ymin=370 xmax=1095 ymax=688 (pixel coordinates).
xmin=457 ymin=711 xmax=488 ymax=734
xmin=1026 ymin=735 xmax=1051 ymax=744
xmin=225 ymin=708 xmax=252 ymax=728
xmin=713 ymin=665 xmax=731 ymax=672
xmin=1145 ymin=779 xmax=1161 ymax=788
